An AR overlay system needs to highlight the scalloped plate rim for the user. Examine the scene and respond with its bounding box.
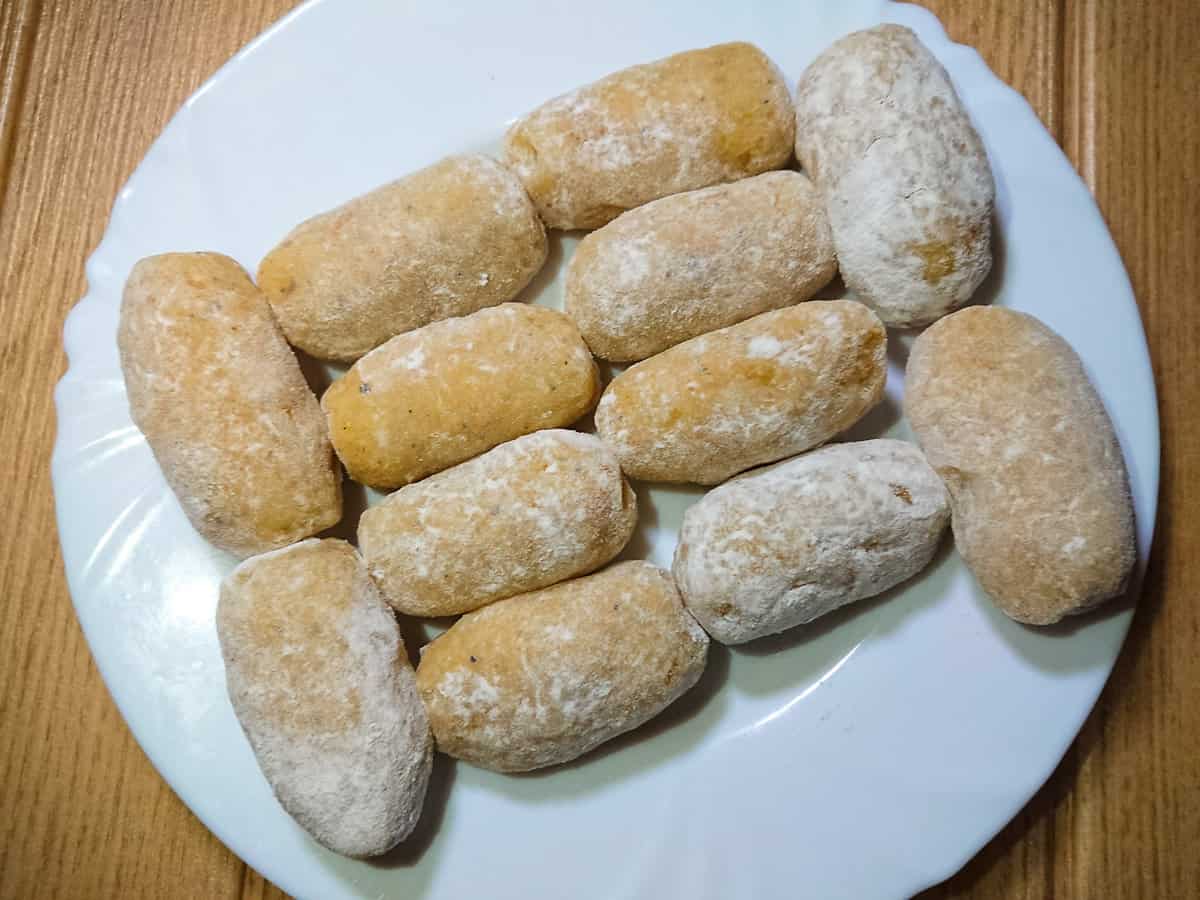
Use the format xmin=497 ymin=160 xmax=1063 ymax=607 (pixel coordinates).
xmin=51 ymin=2 xmax=1159 ymax=898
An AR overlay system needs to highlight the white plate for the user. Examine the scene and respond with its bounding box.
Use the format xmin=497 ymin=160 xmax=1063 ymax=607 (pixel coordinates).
xmin=52 ymin=1 xmax=1158 ymax=898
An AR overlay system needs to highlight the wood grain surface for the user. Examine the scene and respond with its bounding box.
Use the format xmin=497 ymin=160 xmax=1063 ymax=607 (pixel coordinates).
xmin=0 ymin=1 xmax=1196 ymax=897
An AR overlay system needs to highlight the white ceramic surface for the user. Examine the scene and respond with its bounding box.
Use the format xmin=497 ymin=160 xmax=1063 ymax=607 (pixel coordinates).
xmin=52 ymin=1 xmax=1159 ymax=898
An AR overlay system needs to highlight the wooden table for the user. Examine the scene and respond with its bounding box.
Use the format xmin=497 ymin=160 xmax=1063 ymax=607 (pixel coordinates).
xmin=1 ymin=1 xmax=1196 ymax=897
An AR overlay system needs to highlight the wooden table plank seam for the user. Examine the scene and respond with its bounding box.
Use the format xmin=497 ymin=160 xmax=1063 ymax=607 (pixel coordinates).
xmin=0 ymin=1 xmax=42 ymax=209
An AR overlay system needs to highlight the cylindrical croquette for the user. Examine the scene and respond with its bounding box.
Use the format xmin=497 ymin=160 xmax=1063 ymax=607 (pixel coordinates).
xmin=595 ymin=301 xmax=887 ymax=485
xmin=117 ymin=252 xmax=342 ymax=557
xmin=565 ymin=171 xmax=836 ymax=362
xmin=258 ymin=154 xmax=548 ymax=361
xmin=359 ymin=429 xmax=636 ymax=617
xmin=504 ymin=42 xmax=795 ymax=230
xmin=322 ymin=303 xmax=600 ymax=490
xmin=416 ymin=561 xmax=708 ymax=772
